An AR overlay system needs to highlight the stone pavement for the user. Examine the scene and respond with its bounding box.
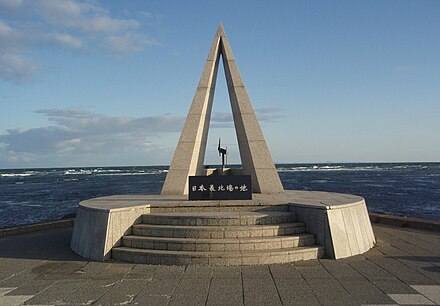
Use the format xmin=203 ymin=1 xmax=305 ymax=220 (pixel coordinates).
xmin=0 ymin=224 xmax=440 ymax=305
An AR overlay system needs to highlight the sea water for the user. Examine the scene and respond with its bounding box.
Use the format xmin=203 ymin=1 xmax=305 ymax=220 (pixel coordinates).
xmin=0 ymin=163 xmax=439 ymax=229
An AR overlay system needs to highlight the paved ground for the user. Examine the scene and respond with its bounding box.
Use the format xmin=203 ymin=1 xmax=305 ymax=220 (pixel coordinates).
xmin=0 ymin=224 xmax=440 ymax=305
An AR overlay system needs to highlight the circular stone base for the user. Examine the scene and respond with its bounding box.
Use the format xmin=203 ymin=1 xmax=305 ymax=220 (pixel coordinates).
xmin=79 ymin=190 xmax=365 ymax=212
xmin=71 ymin=190 xmax=375 ymax=263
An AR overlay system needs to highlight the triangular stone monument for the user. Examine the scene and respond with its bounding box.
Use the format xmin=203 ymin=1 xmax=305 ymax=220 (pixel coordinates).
xmin=72 ymin=24 xmax=375 ymax=265
xmin=161 ymin=23 xmax=284 ymax=195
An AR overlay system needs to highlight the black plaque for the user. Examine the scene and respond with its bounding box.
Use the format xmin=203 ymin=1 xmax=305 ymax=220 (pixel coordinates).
xmin=189 ymin=175 xmax=252 ymax=200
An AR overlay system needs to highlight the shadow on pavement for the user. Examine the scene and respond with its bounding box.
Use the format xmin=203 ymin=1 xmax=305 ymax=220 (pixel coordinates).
xmin=393 ymin=255 xmax=440 ymax=274
xmin=0 ymin=226 xmax=85 ymax=261
xmin=393 ymin=255 xmax=440 ymax=263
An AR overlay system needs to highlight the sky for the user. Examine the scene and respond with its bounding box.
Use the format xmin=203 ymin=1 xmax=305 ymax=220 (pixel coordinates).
xmin=0 ymin=0 xmax=439 ymax=169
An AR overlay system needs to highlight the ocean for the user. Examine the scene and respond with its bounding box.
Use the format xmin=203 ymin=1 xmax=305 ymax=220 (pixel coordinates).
xmin=0 ymin=163 xmax=439 ymax=229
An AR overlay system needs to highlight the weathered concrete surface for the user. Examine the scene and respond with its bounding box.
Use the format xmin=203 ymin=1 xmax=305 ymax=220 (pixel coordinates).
xmin=1 ymin=224 xmax=440 ymax=305
xmin=288 ymin=190 xmax=376 ymax=259
xmin=162 ymin=23 xmax=283 ymax=195
xmin=112 ymin=210 xmax=323 ymax=266
xmin=72 ymin=190 xmax=374 ymax=262
xmin=70 ymin=199 xmax=150 ymax=261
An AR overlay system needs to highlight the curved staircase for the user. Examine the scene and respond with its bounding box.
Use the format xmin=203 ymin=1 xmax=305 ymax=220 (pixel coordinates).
xmin=112 ymin=209 xmax=324 ymax=266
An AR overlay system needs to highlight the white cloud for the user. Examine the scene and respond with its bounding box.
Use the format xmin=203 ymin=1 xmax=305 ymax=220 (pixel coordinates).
xmin=0 ymin=19 xmax=37 ymax=82
xmin=80 ymin=16 xmax=139 ymax=33
xmin=0 ymin=0 xmax=157 ymax=83
xmin=0 ymin=108 xmax=184 ymax=166
xmin=51 ymin=33 xmax=82 ymax=49
xmin=0 ymin=18 xmax=13 ymax=36
xmin=36 ymin=108 xmax=97 ymax=118
xmin=0 ymin=53 xmax=38 ymax=83
xmin=105 ymin=32 xmax=156 ymax=53
xmin=33 ymin=0 xmax=139 ymax=33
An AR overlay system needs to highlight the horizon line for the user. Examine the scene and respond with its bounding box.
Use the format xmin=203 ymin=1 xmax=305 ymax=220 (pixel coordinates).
xmin=1 ymin=160 xmax=440 ymax=171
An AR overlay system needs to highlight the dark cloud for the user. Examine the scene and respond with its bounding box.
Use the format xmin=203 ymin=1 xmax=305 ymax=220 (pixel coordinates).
xmin=211 ymin=112 xmax=232 ymax=123
xmin=0 ymin=108 xmax=184 ymax=166
xmin=2 ymin=126 xmax=78 ymax=154
xmin=0 ymin=106 xmax=281 ymax=167
xmin=34 ymin=108 xmax=183 ymax=135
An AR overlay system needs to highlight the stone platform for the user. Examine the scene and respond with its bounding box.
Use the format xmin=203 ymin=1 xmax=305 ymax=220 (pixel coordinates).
xmin=3 ymin=223 xmax=440 ymax=305
xmin=70 ymin=190 xmax=375 ymax=265
xmin=112 ymin=210 xmax=323 ymax=266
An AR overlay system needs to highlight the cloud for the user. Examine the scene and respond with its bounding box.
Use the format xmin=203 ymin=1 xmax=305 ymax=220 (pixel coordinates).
xmin=210 ymin=107 xmax=284 ymax=128
xmin=0 ymin=106 xmax=283 ymax=167
xmin=255 ymin=107 xmax=283 ymax=114
xmin=51 ymin=33 xmax=82 ymax=49
xmin=0 ymin=0 xmax=156 ymax=83
xmin=34 ymin=108 xmax=183 ymax=135
xmin=255 ymin=107 xmax=284 ymax=122
xmin=0 ymin=108 xmax=184 ymax=166
xmin=0 ymin=105 xmax=284 ymax=167
xmin=0 ymin=18 xmax=38 ymax=82
xmin=0 ymin=0 xmax=23 ymax=11
xmin=0 ymin=53 xmax=38 ymax=82
xmin=104 ymin=33 xmax=157 ymax=53
xmin=0 ymin=18 xmax=12 ymax=35
xmin=394 ymin=65 xmax=418 ymax=73
xmin=30 ymin=0 xmax=138 ymax=34
xmin=211 ymin=112 xmax=233 ymax=123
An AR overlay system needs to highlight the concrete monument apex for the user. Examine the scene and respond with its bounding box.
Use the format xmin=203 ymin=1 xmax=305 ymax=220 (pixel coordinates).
xmin=161 ymin=23 xmax=284 ymax=195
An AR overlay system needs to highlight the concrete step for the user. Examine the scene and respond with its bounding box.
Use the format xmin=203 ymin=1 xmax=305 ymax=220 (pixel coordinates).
xmin=132 ymin=222 xmax=306 ymax=238
xmin=142 ymin=211 xmax=296 ymax=226
xmin=121 ymin=233 xmax=315 ymax=251
xmin=112 ymin=245 xmax=325 ymax=266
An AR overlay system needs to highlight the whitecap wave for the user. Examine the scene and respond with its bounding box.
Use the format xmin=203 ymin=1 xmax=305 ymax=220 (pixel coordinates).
xmin=62 ymin=168 xmax=167 ymax=176
xmin=64 ymin=169 xmax=93 ymax=175
xmin=0 ymin=173 xmax=33 ymax=177
xmin=96 ymin=172 xmax=150 ymax=176
xmin=96 ymin=170 xmax=167 ymax=176
xmin=277 ymin=165 xmax=380 ymax=172
xmin=92 ymin=169 xmax=123 ymax=173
